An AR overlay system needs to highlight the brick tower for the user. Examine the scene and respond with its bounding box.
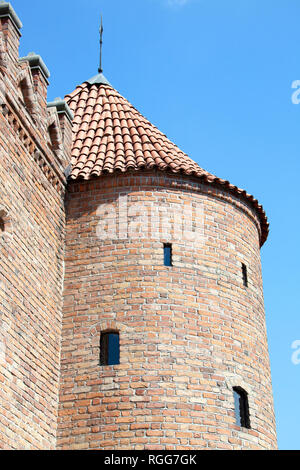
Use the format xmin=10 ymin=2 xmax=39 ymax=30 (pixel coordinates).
xmin=0 ymin=2 xmax=277 ymax=450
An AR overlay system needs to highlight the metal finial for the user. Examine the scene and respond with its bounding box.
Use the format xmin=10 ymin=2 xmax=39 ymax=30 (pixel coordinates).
xmin=98 ymin=15 xmax=104 ymax=73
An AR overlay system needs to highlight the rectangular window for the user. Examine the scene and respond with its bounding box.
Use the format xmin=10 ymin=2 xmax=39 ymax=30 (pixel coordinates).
xmin=242 ymin=263 xmax=248 ymax=287
xmin=233 ymin=387 xmax=251 ymax=429
xmin=100 ymin=332 xmax=120 ymax=366
xmin=164 ymin=243 xmax=172 ymax=267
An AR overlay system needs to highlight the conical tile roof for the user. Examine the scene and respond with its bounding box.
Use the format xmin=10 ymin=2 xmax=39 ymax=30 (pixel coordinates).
xmin=65 ymin=75 xmax=269 ymax=245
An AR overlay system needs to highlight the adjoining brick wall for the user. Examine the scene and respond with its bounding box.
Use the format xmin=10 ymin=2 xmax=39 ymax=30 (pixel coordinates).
xmin=58 ymin=171 xmax=277 ymax=450
xmin=0 ymin=128 xmax=65 ymax=448
xmin=0 ymin=106 xmax=66 ymax=449
xmin=0 ymin=6 xmax=70 ymax=449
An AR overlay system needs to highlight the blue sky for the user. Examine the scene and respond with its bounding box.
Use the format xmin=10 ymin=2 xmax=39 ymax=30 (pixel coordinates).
xmin=10 ymin=0 xmax=300 ymax=449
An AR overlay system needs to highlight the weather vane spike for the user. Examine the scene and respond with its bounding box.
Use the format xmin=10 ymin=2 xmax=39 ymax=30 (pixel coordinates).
xmin=98 ymin=15 xmax=104 ymax=74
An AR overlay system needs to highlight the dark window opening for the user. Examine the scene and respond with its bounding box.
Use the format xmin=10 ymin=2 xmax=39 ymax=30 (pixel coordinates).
xmin=233 ymin=387 xmax=251 ymax=429
xmin=100 ymin=331 xmax=120 ymax=366
xmin=0 ymin=210 xmax=8 ymax=233
xmin=242 ymin=263 xmax=248 ymax=287
xmin=164 ymin=243 xmax=172 ymax=267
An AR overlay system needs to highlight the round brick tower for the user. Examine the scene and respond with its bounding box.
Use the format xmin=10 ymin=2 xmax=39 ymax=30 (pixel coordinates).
xmin=58 ymin=72 xmax=277 ymax=450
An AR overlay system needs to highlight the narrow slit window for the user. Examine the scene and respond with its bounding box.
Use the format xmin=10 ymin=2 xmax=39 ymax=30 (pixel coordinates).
xmin=100 ymin=331 xmax=120 ymax=366
xmin=242 ymin=263 xmax=248 ymax=287
xmin=164 ymin=244 xmax=172 ymax=267
xmin=0 ymin=210 xmax=9 ymax=233
xmin=233 ymin=387 xmax=251 ymax=429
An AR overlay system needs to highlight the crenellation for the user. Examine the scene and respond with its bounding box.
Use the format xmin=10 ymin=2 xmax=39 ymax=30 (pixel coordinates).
xmin=19 ymin=52 xmax=50 ymax=127
xmin=0 ymin=2 xmax=22 ymax=65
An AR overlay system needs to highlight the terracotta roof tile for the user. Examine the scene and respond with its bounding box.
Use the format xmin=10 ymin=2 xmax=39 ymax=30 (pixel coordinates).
xmin=65 ymin=79 xmax=269 ymax=245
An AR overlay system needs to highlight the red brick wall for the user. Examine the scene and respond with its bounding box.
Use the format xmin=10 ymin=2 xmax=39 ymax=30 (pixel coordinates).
xmin=0 ymin=14 xmax=67 ymax=449
xmin=0 ymin=110 xmax=66 ymax=449
xmin=58 ymin=171 xmax=277 ymax=450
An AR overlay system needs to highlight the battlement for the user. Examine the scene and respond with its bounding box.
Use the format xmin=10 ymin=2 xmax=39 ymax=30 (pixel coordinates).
xmin=0 ymin=2 xmax=73 ymax=193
